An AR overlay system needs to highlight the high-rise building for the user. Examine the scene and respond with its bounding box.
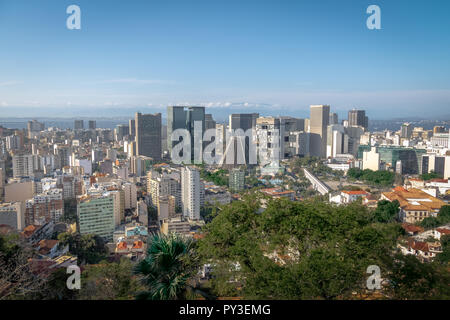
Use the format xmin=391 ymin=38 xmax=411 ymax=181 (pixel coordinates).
xmin=78 ymin=194 xmax=115 ymax=241
xmin=135 ymin=112 xmax=162 ymax=160
xmin=255 ymin=117 xmax=283 ymax=163
xmin=12 ymin=154 xmax=40 ymax=178
xmin=147 ymin=173 xmax=181 ymax=209
xmin=115 ymin=124 xmax=129 ymax=141
xmin=129 ymin=119 xmax=136 ymax=139
xmin=215 ymin=123 xmax=227 ymax=164
xmin=309 ymin=105 xmax=330 ymax=158
xmin=74 ymin=120 xmax=84 ymax=130
xmin=229 ymin=168 xmax=245 ymax=193
xmin=181 ymin=167 xmax=202 ymax=220
xmin=223 ymin=113 xmax=259 ymax=165
xmin=25 ymin=189 xmax=64 ymax=226
xmin=287 ymin=131 xmax=310 ymax=157
xmin=326 ymin=124 xmax=348 ymax=158
xmin=157 ymin=195 xmax=176 ymax=221
xmin=329 ymin=113 xmax=338 ymax=125
xmin=205 ymin=114 xmax=216 ymax=131
xmin=348 ymin=109 xmax=367 ymax=129
xmin=401 ymin=123 xmax=413 ymax=139
xmin=122 ymin=182 xmax=137 ymax=210
xmin=27 ymin=120 xmax=45 ymax=138
xmin=167 ymin=106 xmax=205 ymax=161
xmin=433 ymin=126 xmax=446 ymax=134
xmin=88 ymin=120 xmax=96 ymax=130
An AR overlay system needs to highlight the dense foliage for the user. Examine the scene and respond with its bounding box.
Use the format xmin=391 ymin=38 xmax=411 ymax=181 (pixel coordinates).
xmin=58 ymin=232 xmax=108 ymax=265
xmin=200 ymin=168 xmax=229 ymax=186
xmin=420 ymin=171 xmax=442 ymax=181
xmin=347 ymin=168 xmax=395 ymax=187
xmin=198 ymin=196 xmax=449 ymax=299
xmin=419 ymin=205 xmax=450 ymax=229
xmin=373 ymin=200 xmax=400 ymax=223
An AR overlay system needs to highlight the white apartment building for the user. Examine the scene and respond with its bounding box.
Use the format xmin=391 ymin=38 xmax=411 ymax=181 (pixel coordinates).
xmin=181 ymin=167 xmax=202 ymax=220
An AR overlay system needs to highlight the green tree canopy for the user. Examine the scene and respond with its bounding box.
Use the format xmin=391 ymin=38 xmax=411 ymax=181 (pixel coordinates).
xmin=198 ymin=196 xmax=405 ymax=299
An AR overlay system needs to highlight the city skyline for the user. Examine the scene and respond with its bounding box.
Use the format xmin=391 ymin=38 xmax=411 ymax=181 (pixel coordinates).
xmin=0 ymin=0 xmax=449 ymax=119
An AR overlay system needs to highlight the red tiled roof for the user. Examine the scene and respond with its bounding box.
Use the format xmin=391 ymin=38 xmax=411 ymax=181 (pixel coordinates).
xmin=436 ymin=228 xmax=450 ymax=235
xmin=402 ymin=223 xmax=424 ymax=234
xmin=132 ymin=241 xmax=143 ymax=249
xmin=117 ymin=241 xmax=127 ymax=249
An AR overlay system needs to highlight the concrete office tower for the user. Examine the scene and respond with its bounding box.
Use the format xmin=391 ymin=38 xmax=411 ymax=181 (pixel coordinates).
xmin=329 ymin=113 xmax=338 ymax=125
xmin=348 ymin=109 xmax=368 ymax=129
xmin=401 ymin=123 xmax=413 ymax=139
xmin=167 ymin=106 xmax=205 ymax=161
xmin=229 ymin=168 xmax=245 ymax=193
xmin=421 ymin=154 xmax=447 ymax=177
xmin=326 ymin=124 xmax=348 ymax=158
xmin=0 ymin=202 xmax=25 ymax=231
xmin=309 ymin=105 xmax=330 ymax=158
xmin=88 ymin=120 xmax=96 ymax=130
xmin=205 ymin=114 xmax=216 ymax=131
xmin=115 ymin=124 xmax=129 ymax=142
xmin=27 ymin=120 xmax=45 ymax=138
xmin=279 ymin=117 xmax=305 ymax=159
xmin=224 ymin=113 xmax=259 ymax=165
xmin=135 ymin=112 xmax=162 ymax=160
xmin=78 ymin=194 xmax=115 ymax=241
xmin=74 ymin=120 xmax=84 ymax=130
xmin=129 ymin=119 xmax=136 ymax=139
xmin=181 ymin=167 xmax=202 ymax=220
xmin=255 ymin=117 xmax=283 ymax=163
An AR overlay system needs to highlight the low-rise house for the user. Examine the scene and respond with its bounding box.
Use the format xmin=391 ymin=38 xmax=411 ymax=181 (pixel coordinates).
xmin=260 ymin=188 xmax=295 ymax=200
xmin=330 ymin=190 xmax=369 ymax=205
xmin=398 ymin=239 xmax=442 ymax=262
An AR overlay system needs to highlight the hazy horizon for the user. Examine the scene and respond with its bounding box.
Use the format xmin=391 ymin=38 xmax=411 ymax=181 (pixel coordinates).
xmin=1 ymin=0 xmax=449 ymax=120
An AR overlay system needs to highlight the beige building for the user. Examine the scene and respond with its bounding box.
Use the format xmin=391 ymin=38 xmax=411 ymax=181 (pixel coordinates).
xmin=309 ymin=105 xmax=330 ymax=158
xmin=362 ymin=147 xmax=380 ymax=171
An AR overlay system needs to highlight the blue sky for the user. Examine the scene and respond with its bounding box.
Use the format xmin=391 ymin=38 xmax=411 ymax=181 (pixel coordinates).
xmin=0 ymin=0 xmax=449 ymax=119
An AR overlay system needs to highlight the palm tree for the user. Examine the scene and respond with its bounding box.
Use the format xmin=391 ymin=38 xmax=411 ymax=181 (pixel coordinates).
xmin=134 ymin=233 xmax=214 ymax=300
